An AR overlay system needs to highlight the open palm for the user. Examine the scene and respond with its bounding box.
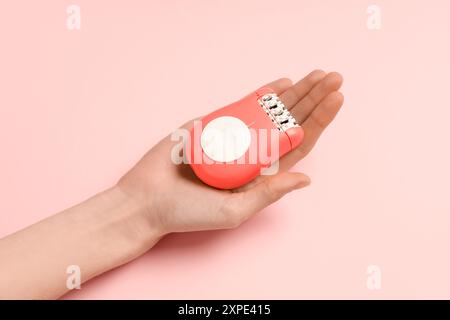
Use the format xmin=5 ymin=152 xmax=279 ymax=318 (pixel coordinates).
xmin=118 ymin=70 xmax=344 ymax=235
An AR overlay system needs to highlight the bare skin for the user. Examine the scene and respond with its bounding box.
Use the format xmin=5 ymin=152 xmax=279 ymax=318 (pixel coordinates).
xmin=0 ymin=70 xmax=343 ymax=299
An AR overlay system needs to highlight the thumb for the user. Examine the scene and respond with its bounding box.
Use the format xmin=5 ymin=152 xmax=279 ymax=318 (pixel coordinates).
xmin=238 ymin=172 xmax=310 ymax=217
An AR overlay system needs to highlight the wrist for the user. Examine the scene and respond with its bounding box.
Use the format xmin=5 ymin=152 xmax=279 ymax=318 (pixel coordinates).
xmin=104 ymin=186 xmax=164 ymax=255
xmin=74 ymin=186 xmax=164 ymax=279
xmin=0 ymin=186 xmax=166 ymax=299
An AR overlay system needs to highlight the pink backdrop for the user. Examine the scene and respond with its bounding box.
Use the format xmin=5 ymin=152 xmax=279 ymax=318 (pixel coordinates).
xmin=1 ymin=0 xmax=450 ymax=299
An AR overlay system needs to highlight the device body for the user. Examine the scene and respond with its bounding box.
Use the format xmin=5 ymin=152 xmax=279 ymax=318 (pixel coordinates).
xmin=187 ymin=87 xmax=304 ymax=189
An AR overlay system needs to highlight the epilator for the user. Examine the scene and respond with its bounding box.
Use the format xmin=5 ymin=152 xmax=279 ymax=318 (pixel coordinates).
xmin=188 ymin=87 xmax=304 ymax=189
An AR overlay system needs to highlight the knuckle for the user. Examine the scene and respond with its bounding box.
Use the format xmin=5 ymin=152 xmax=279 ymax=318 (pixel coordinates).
xmin=263 ymin=180 xmax=279 ymax=200
xmin=221 ymin=198 xmax=244 ymax=228
xmin=227 ymin=214 xmax=243 ymax=228
xmin=310 ymin=109 xmax=327 ymax=130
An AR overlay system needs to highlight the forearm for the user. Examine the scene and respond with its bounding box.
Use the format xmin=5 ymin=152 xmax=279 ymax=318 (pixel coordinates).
xmin=0 ymin=186 xmax=162 ymax=299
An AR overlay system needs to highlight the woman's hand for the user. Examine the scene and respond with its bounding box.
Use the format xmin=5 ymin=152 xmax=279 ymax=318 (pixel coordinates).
xmin=118 ymin=70 xmax=344 ymax=237
xmin=0 ymin=71 xmax=343 ymax=299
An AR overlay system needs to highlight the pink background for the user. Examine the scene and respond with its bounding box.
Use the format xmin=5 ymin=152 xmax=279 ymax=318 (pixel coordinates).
xmin=1 ymin=0 xmax=450 ymax=299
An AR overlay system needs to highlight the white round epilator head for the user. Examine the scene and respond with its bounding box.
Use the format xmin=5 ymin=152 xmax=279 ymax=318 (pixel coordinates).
xmin=200 ymin=116 xmax=251 ymax=163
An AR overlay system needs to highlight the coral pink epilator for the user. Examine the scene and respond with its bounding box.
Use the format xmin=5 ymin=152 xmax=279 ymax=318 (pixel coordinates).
xmin=188 ymin=87 xmax=304 ymax=189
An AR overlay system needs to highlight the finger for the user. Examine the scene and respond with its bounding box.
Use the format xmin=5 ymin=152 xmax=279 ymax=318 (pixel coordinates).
xmin=181 ymin=78 xmax=293 ymax=132
xmin=291 ymin=72 xmax=343 ymax=124
xmin=232 ymin=161 xmax=281 ymax=192
xmin=260 ymin=77 xmax=293 ymax=95
xmin=227 ymin=172 xmax=310 ymax=224
xmin=280 ymin=91 xmax=344 ymax=170
xmin=280 ymin=70 xmax=326 ymax=109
